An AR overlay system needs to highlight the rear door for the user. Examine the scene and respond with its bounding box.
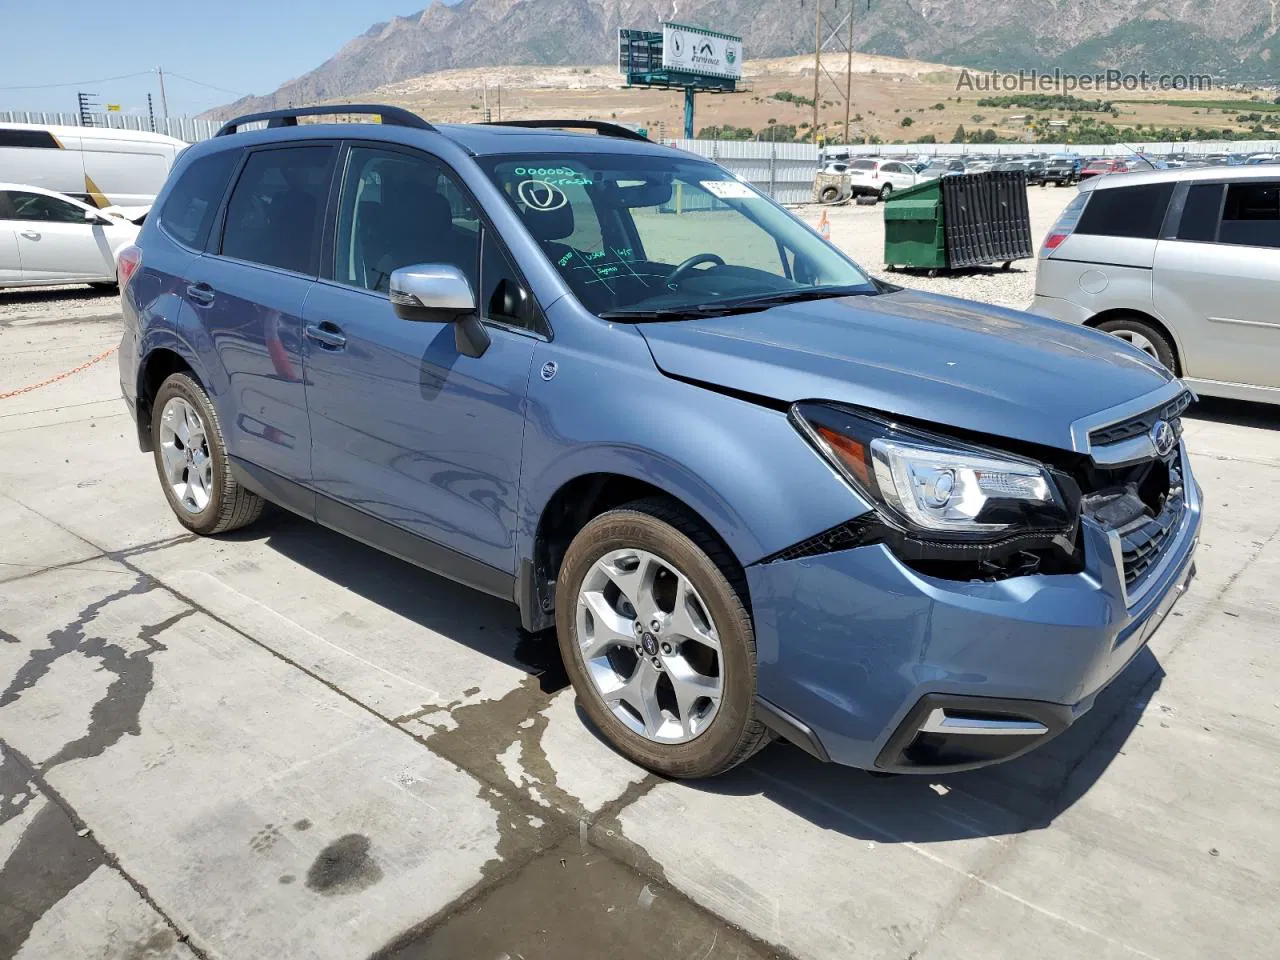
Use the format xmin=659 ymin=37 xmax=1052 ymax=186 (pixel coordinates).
xmin=2 ymin=189 xmax=114 ymax=281
xmin=1154 ymin=179 xmax=1280 ymax=388
xmin=883 ymin=161 xmax=916 ymax=191
xmin=183 ymin=143 xmax=336 ymax=488
xmin=0 ymin=191 xmax=20 ymax=283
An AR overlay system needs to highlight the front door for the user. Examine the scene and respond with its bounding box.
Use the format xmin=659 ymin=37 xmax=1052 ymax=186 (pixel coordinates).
xmin=1154 ymin=179 xmax=1280 ymax=389
xmin=302 ymin=144 xmax=539 ymax=574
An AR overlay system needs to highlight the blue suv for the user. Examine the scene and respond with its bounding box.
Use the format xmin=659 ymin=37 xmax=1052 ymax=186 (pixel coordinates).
xmin=119 ymin=106 xmax=1200 ymax=779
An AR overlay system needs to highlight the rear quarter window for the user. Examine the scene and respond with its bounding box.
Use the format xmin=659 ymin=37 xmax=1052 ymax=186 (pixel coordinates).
xmin=1076 ymin=182 xmax=1175 ymax=239
xmin=159 ymin=149 xmax=241 ymax=249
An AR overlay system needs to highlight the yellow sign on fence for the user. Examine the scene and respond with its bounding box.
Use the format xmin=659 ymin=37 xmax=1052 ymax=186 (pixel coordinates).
xmin=106 ymin=104 xmax=121 ymax=112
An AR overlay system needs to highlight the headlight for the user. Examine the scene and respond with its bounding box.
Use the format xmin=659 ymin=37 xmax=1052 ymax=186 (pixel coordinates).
xmin=791 ymin=403 xmax=1073 ymax=543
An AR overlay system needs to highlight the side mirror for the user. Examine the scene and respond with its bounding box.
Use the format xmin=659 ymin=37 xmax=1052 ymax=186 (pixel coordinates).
xmin=389 ymin=263 xmax=490 ymax=358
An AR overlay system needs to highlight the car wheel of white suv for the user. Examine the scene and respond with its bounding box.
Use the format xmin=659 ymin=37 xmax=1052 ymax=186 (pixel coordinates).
xmin=1096 ymin=316 xmax=1178 ymax=372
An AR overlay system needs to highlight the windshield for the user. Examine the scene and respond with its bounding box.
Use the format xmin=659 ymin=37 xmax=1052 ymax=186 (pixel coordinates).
xmin=477 ymin=152 xmax=874 ymax=317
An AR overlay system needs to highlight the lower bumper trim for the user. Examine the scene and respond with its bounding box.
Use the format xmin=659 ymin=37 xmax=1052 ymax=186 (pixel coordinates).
xmin=756 ymin=696 xmax=831 ymax=764
xmin=875 ymin=693 xmax=1075 ymax=774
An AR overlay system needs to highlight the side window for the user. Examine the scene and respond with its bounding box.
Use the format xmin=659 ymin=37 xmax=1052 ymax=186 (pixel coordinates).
xmin=0 ymin=129 xmax=59 ymax=149
xmin=1076 ymin=183 xmax=1175 ymax=239
xmin=333 ymin=146 xmax=478 ymax=293
xmin=159 ymin=149 xmax=240 ymax=249
xmin=1218 ymin=181 xmax=1280 ymax=249
xmin=480 ymin=230 xmax=539 ymax=331
xmin=1175 ymin=183 xmax=1224 ymax=243
xmin=220 ymin=145 xmax=335 ymax=275
xmin=6 ymin=191 xmax=86 ymax=224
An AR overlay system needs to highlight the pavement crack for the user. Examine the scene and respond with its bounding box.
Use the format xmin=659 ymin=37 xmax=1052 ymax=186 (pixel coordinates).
xmin=0 ymin=741 xmax=211 ymax=960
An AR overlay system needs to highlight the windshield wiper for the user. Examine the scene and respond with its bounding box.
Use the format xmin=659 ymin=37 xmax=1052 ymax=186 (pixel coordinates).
xmin=598 ymin=285 xmax=876 ymax=321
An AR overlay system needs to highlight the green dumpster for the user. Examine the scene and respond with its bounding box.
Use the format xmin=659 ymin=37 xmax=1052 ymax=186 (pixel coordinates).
xmin=883 ymin=170 xmax=1033 ymax=272
xmin=883 ymin=186 xmax=945 ymax=270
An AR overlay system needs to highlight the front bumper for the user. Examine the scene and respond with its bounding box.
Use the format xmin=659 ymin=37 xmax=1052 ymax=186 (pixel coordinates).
xmin=747 ymin=447 xmax=1201 ymax=772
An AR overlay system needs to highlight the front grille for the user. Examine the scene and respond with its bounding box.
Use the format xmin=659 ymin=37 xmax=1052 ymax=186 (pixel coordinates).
xmin=1120 ymin=496 xmax=1184 ymax=588
xmin=1089 ymin=391 xmax=1192 ymax=447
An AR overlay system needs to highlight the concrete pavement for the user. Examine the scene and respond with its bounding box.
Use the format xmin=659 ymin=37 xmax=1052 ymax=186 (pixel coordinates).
xmin=1 ymin=288 xmax=1277 ymax=959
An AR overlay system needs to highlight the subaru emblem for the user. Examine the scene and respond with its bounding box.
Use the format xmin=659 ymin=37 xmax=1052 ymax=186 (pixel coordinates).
xmin=1150 ymin=419 xmax=1176 ymax=457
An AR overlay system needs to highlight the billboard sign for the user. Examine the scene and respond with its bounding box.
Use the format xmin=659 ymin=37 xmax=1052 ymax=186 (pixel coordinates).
xmin=661 ymin=22 xmax=743 ymax=81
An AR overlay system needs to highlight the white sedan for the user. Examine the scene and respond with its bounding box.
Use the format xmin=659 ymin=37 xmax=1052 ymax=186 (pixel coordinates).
xmin=0 ymin=183 xmax=145 ymax=290
xmin=843 ymin=159 xmax=919 ymax=200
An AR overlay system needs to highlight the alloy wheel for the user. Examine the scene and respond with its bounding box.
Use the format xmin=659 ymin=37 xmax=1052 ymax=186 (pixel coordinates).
xmin=575 ymin=548 xmax=723 ymax=744
xmin=158 ymin=396 xmax=213 ymax=514
xmin=1110 ymin=328 xmax=1160 ymax=361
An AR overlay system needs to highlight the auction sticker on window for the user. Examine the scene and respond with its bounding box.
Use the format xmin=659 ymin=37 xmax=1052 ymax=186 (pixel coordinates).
xmin=701 ymin=180 xmax=757 ymax=199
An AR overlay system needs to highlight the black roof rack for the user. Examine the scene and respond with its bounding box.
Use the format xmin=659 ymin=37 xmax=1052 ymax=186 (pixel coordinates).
xmin=215 ymin=104 xmax=434 ymax=137
xmin=483 ymin=119 xmax=650 ymax=142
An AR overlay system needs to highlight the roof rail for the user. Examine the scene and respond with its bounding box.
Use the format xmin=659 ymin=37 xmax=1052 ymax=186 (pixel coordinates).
xmin=215 ymin=104 xmax=434 ymax=137
xmin=484 ymin=119 xmax=650 ymax=142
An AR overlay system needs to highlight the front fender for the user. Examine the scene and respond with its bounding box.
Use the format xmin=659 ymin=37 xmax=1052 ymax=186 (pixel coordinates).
xmin=517 ymin=330 xmax=869 ymax=571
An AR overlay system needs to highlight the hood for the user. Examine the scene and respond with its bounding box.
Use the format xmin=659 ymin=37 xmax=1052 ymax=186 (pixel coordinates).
xmin=637 ymin=288 xmax=1173 ymax=451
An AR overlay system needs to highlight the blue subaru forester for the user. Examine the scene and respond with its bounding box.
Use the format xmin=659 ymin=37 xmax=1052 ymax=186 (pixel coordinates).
xmin=118 ymin=106 xmax=1200 ymax=778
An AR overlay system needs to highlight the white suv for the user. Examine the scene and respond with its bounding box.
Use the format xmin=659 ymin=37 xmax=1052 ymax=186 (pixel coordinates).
xmin=843 ymin=159 xmax=919 ymax=200
xmin=1031 ymin=166 xmax=1280 ymax=406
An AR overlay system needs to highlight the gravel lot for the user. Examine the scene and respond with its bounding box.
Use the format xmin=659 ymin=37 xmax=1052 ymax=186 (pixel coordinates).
xmin=2 ymin=186 xmax=1278 ymax=960
xmin=799 ymin=184 xmax=1075 ymax=310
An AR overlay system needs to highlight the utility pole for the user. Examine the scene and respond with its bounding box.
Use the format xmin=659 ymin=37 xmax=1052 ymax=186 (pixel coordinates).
xmin=496 ymin=84 xmax=502 ymax=122
xmin=812 ymin=0 xmax=822 ymax=142
xmin=482 ymin=79 xmax=490 ymax=122
xmin=156 ymin=67 xmax=169 ymax=119
xmin=844 ymin=0 xmax=855 ymax=145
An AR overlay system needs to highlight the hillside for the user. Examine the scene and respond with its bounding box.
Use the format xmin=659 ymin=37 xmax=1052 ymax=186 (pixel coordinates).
xmin=206 ymin=0 xmax=1280 ymax=119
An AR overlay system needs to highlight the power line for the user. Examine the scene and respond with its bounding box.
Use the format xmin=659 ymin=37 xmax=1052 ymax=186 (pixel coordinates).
xmin=0 ymin=71 xmax=153 ymax=91
xmin=162 ymin=71 xmax=248 ymax=98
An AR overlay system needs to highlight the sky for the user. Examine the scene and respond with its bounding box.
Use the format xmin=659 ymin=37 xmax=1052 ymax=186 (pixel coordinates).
xmin=0 ymin=0 xmax=462 ymax=117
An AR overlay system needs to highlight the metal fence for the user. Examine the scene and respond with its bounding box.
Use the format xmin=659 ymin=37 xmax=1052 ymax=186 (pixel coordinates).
xmin=0 ymin=111 xmax=219 ymax=143
xmin=664 ymin=139 xmax=820 ymax=205
xmin=825 ymin=140 xmax=1280 ymax=158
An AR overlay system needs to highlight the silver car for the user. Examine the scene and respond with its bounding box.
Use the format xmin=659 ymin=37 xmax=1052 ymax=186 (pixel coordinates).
xmin=1031 ymin=166 xmax=1280 ymax=405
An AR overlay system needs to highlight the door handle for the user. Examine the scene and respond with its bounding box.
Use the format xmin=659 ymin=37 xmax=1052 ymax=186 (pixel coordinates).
xmin=19 ymin=230 xmax=39 ymax=240
xmin=305 ymin=322 xmax=347 ymax=349
xmin=186 ymin=282 xmax=216 ymax=306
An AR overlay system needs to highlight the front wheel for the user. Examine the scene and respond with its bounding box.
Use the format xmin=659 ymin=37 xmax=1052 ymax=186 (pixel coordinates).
xmin=879 ymin=183 xmax=894 ymax=201
xmin=556 ymin=498 xmax=769 ymax=779
xmin=1095 ymin=316 xmax=1178 ymax=372
xmin=151 ymin=373 xmax=264 ymax=535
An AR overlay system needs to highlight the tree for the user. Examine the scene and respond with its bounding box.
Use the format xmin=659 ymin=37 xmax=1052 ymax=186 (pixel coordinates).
xmin=916 ymin=134 xmax=937 ymax=143
xmin=951 ymin=124 xmax=967 ymax=143
xmin=900 ymin=116 xmax=914 ymax=127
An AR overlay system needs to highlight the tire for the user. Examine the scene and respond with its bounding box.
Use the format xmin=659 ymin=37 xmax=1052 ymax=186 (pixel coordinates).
xmin=1095 ymin=316 xmax=1178 ymax=372
xmin=556 ymin=497 xmax=769 ymax=779
xmin=819 ymin=186 xmax=839 ymax=203
xmin=150 ymin=372 xmax=264 ymax=535
xmin=879 ymin=183 xmax=893 ymax=201
xmin=89 ymin=281 xmax=119 ymax=292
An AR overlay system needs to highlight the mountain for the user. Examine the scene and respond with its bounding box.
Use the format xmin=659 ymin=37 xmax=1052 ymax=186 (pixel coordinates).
xmin=207 ymin=0 xmax=1280 ymax=117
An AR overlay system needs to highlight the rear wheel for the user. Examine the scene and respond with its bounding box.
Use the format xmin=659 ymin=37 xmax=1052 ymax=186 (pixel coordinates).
xmin=151 ymin=373 xmax=264 ymax=535
xmin=1095 ymin=316 xmax=1177 ymax=372
xmin=556 ymin=498 xmax=769 ymax=779
xmin=879 ymin=183 xmax=894 ymax=201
